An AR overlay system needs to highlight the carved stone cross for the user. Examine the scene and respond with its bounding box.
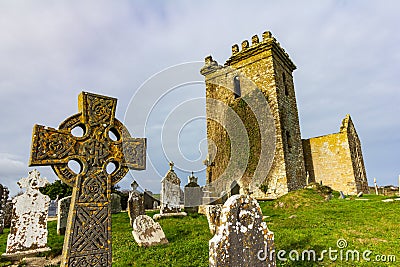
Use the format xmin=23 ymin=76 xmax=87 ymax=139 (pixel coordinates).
xmin=29 ymin=92 xmax=146 ymax=267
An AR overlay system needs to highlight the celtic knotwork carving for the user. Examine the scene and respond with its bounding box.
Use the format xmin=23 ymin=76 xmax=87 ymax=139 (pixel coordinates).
xmin=33 ymin=126 xmax=76 ymax=162
xmin=71 ymin=205 xmax=109 ymax=252
xmin=29 ymin=92 xmax=146 ymax=267
xmin=69 ymin=252 xmax=108 ymax=267
xmin=123 ymin=139 xmax=146 ymax=170
xmin=79 ymin=171 xmax=107 ymax=203
xmin=81 ymin=138 xmax=110 ymax=167
xmin=86 ymin=94 xmax=115 ymax=126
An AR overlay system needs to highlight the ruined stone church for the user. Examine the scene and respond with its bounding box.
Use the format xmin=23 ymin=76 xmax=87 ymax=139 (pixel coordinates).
xmin=200 ymin=30 xmax=369 ymax=199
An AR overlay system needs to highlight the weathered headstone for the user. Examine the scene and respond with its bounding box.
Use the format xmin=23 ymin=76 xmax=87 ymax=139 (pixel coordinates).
xmin=127 ymin=181 xmax=145 ymax=227
xmin=184 ymin=172 xmax=203 ymax=213
xmin=160 ymin=162 xmax=181 ymax=214
xmin=0 ymin=184 xmax=9 ymax=234
xmin=4 ymin=201 xmax=13 ymax=228
xmin=48 ymin=200 xmax=57 ymax=217
xmin=2 ymin=170 xmax=51 ymax=259
xmin=209 ymin=195 xmax=276 ymax=267
xmin=132 ymin=215 xmax=168 ymax=247
xmin=28 ymin=92 xmax=146 ymax=266
xmin=57 ymin=196 xmax=72 ymax=235
xmin=111 ymin=193 xmax=122 ymax=214
xmin=154 ymin=162 xmax=187 ymax=220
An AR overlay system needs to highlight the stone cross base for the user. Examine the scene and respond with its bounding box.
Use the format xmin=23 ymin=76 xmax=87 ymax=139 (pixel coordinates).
xmin=2 ymin=247 xmax=51 ymax=261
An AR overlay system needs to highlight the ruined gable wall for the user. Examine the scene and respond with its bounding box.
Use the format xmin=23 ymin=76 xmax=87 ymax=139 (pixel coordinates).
xmin=302 ymin=132 xmax=358 ymax=195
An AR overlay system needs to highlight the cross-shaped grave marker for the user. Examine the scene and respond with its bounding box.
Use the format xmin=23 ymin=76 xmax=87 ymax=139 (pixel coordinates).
xmin=29 ymin=92 xmax=146 ymax=267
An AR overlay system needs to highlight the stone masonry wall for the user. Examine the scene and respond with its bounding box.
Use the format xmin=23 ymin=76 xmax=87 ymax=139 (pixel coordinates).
xmin=302 ymin=115 xmax=369 ymax=195
xmin=201 ymin=31 xmax=306 ymax=199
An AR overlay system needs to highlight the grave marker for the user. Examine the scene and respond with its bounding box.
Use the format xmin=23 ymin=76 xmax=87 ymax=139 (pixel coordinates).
xmin=209 ymin=195 xmax=275 ymax=267
xmin=0 ymin=184 xmax=9 ymax=234
xmin=160 ymin=162 xmax=181 ymax=214
xmin=48 ymin=200 xmax=57 ymax=217
xmin=29 ymin=92 xmax=146 ymax=266
xmin=2 ymin=170 xmax=51 ymax=259
xmin=127 ymin=181 xmax=145 ymax=227
xmin=4 ymin=201 xmax=13 ymax=228
xmin=184 ymin=172 xmax=202 ymax=213
xmin=132 ymin=215 xmax=168 ymax=247
xmin=374 ymin=178 xmax=379 ymax=195
xmin=57 ymin=196 xmax=72 ymax=235
xmin=154 ymin=162 xmax=187 ymax=219
xmin=111 ymin=193 xmax=122 ymax=214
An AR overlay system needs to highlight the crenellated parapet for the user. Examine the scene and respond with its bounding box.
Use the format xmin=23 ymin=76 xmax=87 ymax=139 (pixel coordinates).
xmin=225 ymin=31 xmax=296 ymax=71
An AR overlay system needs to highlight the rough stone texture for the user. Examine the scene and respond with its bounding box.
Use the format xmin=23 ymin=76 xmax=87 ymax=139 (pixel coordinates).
xmin=201 ymin=30 xmax=306 ymax=200
xmin=184 ymin=172 xmax=203 ymax=213
xmin=0 ymin=184 xmax=9 ymax=234
xmin=57 ymin=196 xmax=72 ymax=235
xmin=127 ymin=181 xmax=145 ymax=227
xmin=2 ymin=170 xmax=51 ymax=258
xmin=209 ymin=195 xmax=275 ymax=266
xmin=111 ymin=193 xmax=122 ymax=214
xmin=132 ymin=215 xmax=168 ymax=247
xmin=160 ymin=162 xmax=182 ymax=214
xmin=28 ymin=92 xmax=146 ymax=267
xmin=205 ymin=204 xmax=222 ymax=235
xmin=48 ymin=200 xmax=57 ymax=217
xmin=4 ymin=201 xmax=13 ymax=228
xmin=302 ymin=115 xmax=369 ymax=195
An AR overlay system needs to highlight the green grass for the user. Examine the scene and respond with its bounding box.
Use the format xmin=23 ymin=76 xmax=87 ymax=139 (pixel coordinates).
xmin=1 ymin=190 xmax=399 ymax=266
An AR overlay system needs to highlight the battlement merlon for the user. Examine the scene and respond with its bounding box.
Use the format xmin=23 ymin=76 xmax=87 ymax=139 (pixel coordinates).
xmin=200 ymin=55 xmax=224 ymax=77
xmin=225 ymin=31 xmax=297 ymax=71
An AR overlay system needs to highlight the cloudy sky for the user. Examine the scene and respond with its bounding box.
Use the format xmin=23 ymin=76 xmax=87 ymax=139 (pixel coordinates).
xmin=0 ymin=0 xmax=399 ymax=197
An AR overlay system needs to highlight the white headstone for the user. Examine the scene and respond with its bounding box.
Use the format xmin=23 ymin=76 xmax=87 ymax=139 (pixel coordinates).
xmin=2 ymin=169 xmax=51 ymax=259
xmin=209 ymin=195 xmax=275 ymax=267
xmin=160 ymin=162 xmax=181 ymax=214
xmin=132 ymin=215 xmax=168 ymax=247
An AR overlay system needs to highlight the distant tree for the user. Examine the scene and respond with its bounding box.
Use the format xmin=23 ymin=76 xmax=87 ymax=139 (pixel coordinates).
xmin=40 ymin=180 xmax=73 ymax=200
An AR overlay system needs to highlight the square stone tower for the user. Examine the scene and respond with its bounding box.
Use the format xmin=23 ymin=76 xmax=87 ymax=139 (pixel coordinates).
xmin=201 ymin=31 xmax=306 ymax=199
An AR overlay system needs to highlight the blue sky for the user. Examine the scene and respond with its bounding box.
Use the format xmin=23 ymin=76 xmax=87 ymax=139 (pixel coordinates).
xmin=0 ymin=0 xmax=399 ymax=196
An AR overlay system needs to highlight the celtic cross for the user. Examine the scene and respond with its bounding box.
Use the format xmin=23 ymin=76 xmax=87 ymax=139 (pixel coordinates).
xmin=29 ymin=92 xmax=146 ymax=267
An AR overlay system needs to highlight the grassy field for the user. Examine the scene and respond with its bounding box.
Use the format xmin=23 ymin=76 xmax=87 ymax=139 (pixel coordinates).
xmin=1 ymin=188 xmax=399 ymax=266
